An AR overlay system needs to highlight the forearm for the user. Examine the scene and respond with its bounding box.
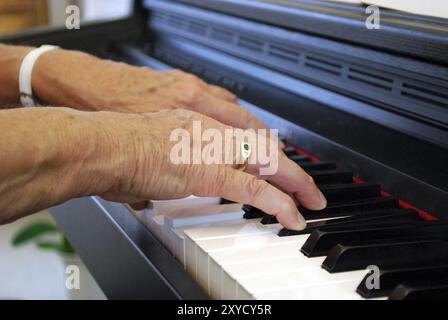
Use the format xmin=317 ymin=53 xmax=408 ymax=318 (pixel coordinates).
xmin=0 ymin=107 xmax=113 ymax=223
xmin=0 ymin=44 xmax=32 ymax=106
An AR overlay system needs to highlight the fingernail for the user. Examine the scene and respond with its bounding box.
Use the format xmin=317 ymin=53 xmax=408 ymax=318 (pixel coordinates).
xmin=318 ymin=189 xmax=327 ymax=209
xmin=292 ymin=215 xmax=307 ymax=231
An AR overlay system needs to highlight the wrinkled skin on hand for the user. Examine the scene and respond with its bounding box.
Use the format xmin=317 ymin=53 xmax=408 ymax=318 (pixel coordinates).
xmin=90 ymin=109 xmax=326 ymax=230
xmin=34 ymin=50 xmax=266 ymax=130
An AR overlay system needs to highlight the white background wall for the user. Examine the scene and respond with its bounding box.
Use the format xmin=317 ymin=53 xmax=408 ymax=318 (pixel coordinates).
xmin=81 ymin=0 xmax=133 ymax=22
xmin=47 ymin=0 xmax=133 ymax=27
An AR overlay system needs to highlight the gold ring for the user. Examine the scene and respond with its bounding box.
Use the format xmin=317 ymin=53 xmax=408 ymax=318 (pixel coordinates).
xmin=237 ymin=142 xmax=251 ymax=171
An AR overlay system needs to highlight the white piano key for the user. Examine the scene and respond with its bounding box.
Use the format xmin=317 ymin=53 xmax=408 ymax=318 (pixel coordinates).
xmin=135 ymin=213 xmax=166 ymax=244
xmin=164 ymin=203 xmax=243 ymax=228
xmin=185 ymin=221 xmax=268 ymax=276
xmin=193 ymin=231 xmax=278 ymax=290
xmin=151 ymin=196 xmax=221 ymax=215
xmin=184 ymin=219 xmax=277 ymax=241
xmin=186 ymin=222 xmax=310 ymax=297
xmin=184 ymin=219 xmax=258 ymax=279
xmin=208 ymin=239 xmax=306 ymax=299
xmin=196 ymin=232 xmax=309 ymax=298
xmin=136 ymin=198 xmax=247 ymax=269
xmin=238 ymin=268 xmax=369 ymax=297
xmin=137 ymin=195 xmax=381 ymax=300
xmin=164 ymin=205 xmax=244 ymax=267
xmin=221 ymin=256 xmax=325 ymax=299
xmin=254 ymin=279 xmax=364 ymax=300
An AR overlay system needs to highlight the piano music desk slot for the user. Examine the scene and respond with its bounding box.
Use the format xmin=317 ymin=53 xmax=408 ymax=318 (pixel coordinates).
xmin=166 ymin=15 xmax=186 ymax=28
xmin=210 ymin=28 xmax=234 ymax=43
xmin=401 ymin=83 xmax=448 ymax=109
xmin=188 ymin=21 xmax=208 ymax=35
xmin=347 ymin=67 xmax=394 ymax=91
xmin=237 ymin=36 xmax=264 ymax=53
xmin=304 ymin=55 xmax=342 ymax=76
xmin=347 ymin=75 xmax=393 ymax=91
xmin=267 ymin=45 xmax=301 ymax=63
xmin=150 ymin=12 xmax=166 ymax=23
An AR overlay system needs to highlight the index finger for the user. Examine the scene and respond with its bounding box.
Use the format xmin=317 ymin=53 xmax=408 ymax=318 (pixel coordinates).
xmin=195 ymin=165 xmax=307 ymax=230
xmin=244 ymin=136 xmax=327 ymax=211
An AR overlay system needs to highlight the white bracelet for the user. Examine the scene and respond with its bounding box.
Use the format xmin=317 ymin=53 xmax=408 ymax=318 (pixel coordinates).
xmin=19 ymin=45 xmax=59 ymax=107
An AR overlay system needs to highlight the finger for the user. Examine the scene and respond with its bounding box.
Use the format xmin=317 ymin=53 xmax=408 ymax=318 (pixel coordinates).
xmin=99 ymin=192 xmax=147 ymax=206
xmin=278 ymin=140 xmax=286 ymax=150
xmin=197 ymin=166 xmax=306 ymax=230
xmin=206 ymin=84 xmax=238 ymax=102
xmin=245 ymin=143 xmax=327 ymax=211
xmin=169 ymin=69 xmax=237 ymax=103
xmin=110 ymin=101 xmax=179 ymax=114
xmin=129 ymin=201 xmax=149 ymax=211
xmin=197 ymin=115 xmax=325 ymax=210
xmin=193 ymin=93 xmax=267 ymax=130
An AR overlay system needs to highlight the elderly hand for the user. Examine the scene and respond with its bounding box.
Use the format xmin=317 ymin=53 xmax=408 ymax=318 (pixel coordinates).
xmin=32 ymin=49 xmax=266 ymax=131
xmin=79 ymin=108 xmax=326 ymax=230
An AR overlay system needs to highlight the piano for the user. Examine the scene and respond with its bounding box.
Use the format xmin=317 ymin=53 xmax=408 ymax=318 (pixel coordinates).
xmin=2 ymin=0 xmax=447 ymax=300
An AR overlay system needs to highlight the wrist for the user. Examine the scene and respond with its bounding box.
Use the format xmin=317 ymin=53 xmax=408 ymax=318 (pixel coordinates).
xmin=54 ymin=108 xmax=121 ymax=197
xmin=0 ymin=107 xmax=120 ymax=220
xmin=0 ymin=44 xmax=33 ymax=105
xmin=32 ymin=49 xmax=102 ymax=110
xmin=25 ymin=107 xmax=119 ymax=199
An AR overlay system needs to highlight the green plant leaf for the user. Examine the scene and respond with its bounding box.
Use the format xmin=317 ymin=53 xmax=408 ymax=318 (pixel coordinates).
xmin=62 ymin=237 xmax=76 ymax=255
xmin=36 ymin=241 xmax=63 ymax=251
xmin=37 ymin=238 xmax=76 ymax=255
xmin=12 ymin=222 xmax=59 ymax=246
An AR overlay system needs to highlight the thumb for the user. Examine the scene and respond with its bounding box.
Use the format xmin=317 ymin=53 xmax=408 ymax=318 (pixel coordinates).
xmin=195 ymin=165 xmax=306 ymax=231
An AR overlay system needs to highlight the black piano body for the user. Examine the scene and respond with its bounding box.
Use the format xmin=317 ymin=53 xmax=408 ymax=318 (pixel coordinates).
xmin=1 ymin=0 xmax=447 ymax=299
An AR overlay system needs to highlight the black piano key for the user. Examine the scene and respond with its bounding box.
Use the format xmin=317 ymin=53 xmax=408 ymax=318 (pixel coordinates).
xmin=278 ymin=209 xmax=420 ymax=237
xmin=309 ymin=170 xmax=353 ymax=185
xmin=242 ymin=204 xmax=264 ymax=219
xmin=299 ymin=161 xmax=337 ymax=172
xmin=300 ymin=197 xmax=400 ymax=220
xmin=357 ymin=265 xmax=448 ymax=298
xmin=322 ymin=240 xmax=448 ymax=273
xmin=262 ymin=197 xmax=400 ymax=225
xmin=320 ymin=183 xmax=381 ymax=203
xmin=389 ymin=280 xmax=448 ymax=300
xmin=270 ymin=184 xmax=385 ymax=227
xmin=302 ymin=221 xmax=448 ymax=257
xmin=313 ymin=210 xmax=421 ymax=232
xmin=289 ymin=154 xmax=310 ymax=163
xmin=284 ymin=147 xmax=298 ymax=157
xmin=260 ymin=214 xmax=278 ymax=225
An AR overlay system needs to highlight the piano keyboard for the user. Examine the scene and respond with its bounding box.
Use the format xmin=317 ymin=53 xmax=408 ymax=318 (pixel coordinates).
xmin=135 ymin=142 xmax=447 ymax=300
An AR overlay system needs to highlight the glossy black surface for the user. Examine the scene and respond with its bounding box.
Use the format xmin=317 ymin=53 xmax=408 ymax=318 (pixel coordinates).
xmin=278 ymin=209 xmax=421 ymax=236
xmin=302 ymin=221 xmax=448 ymax=257
xmin=146 ymin=0 xmax=448 ymax=149
xmin=389 ymin=280 xmax=448 ymax=300
xmin=289 ymin=155 xmax=310 ymax=163
xmin=299 ymin=161 xmax=337 ymax=172
xmin=357 ymin=265 xmax=448 ymax=298
xmin=308 ymin=170 xmax=353 ymax=185
xmin=320 ymin=183 xmax=381 ymax=203
xmin=323 ymin=240 xmax=448 ymax=273
xmin=172 ymin=0 xmax=448 ymax=64
xmin=300 ymin=197 xmax=400 ymax=220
